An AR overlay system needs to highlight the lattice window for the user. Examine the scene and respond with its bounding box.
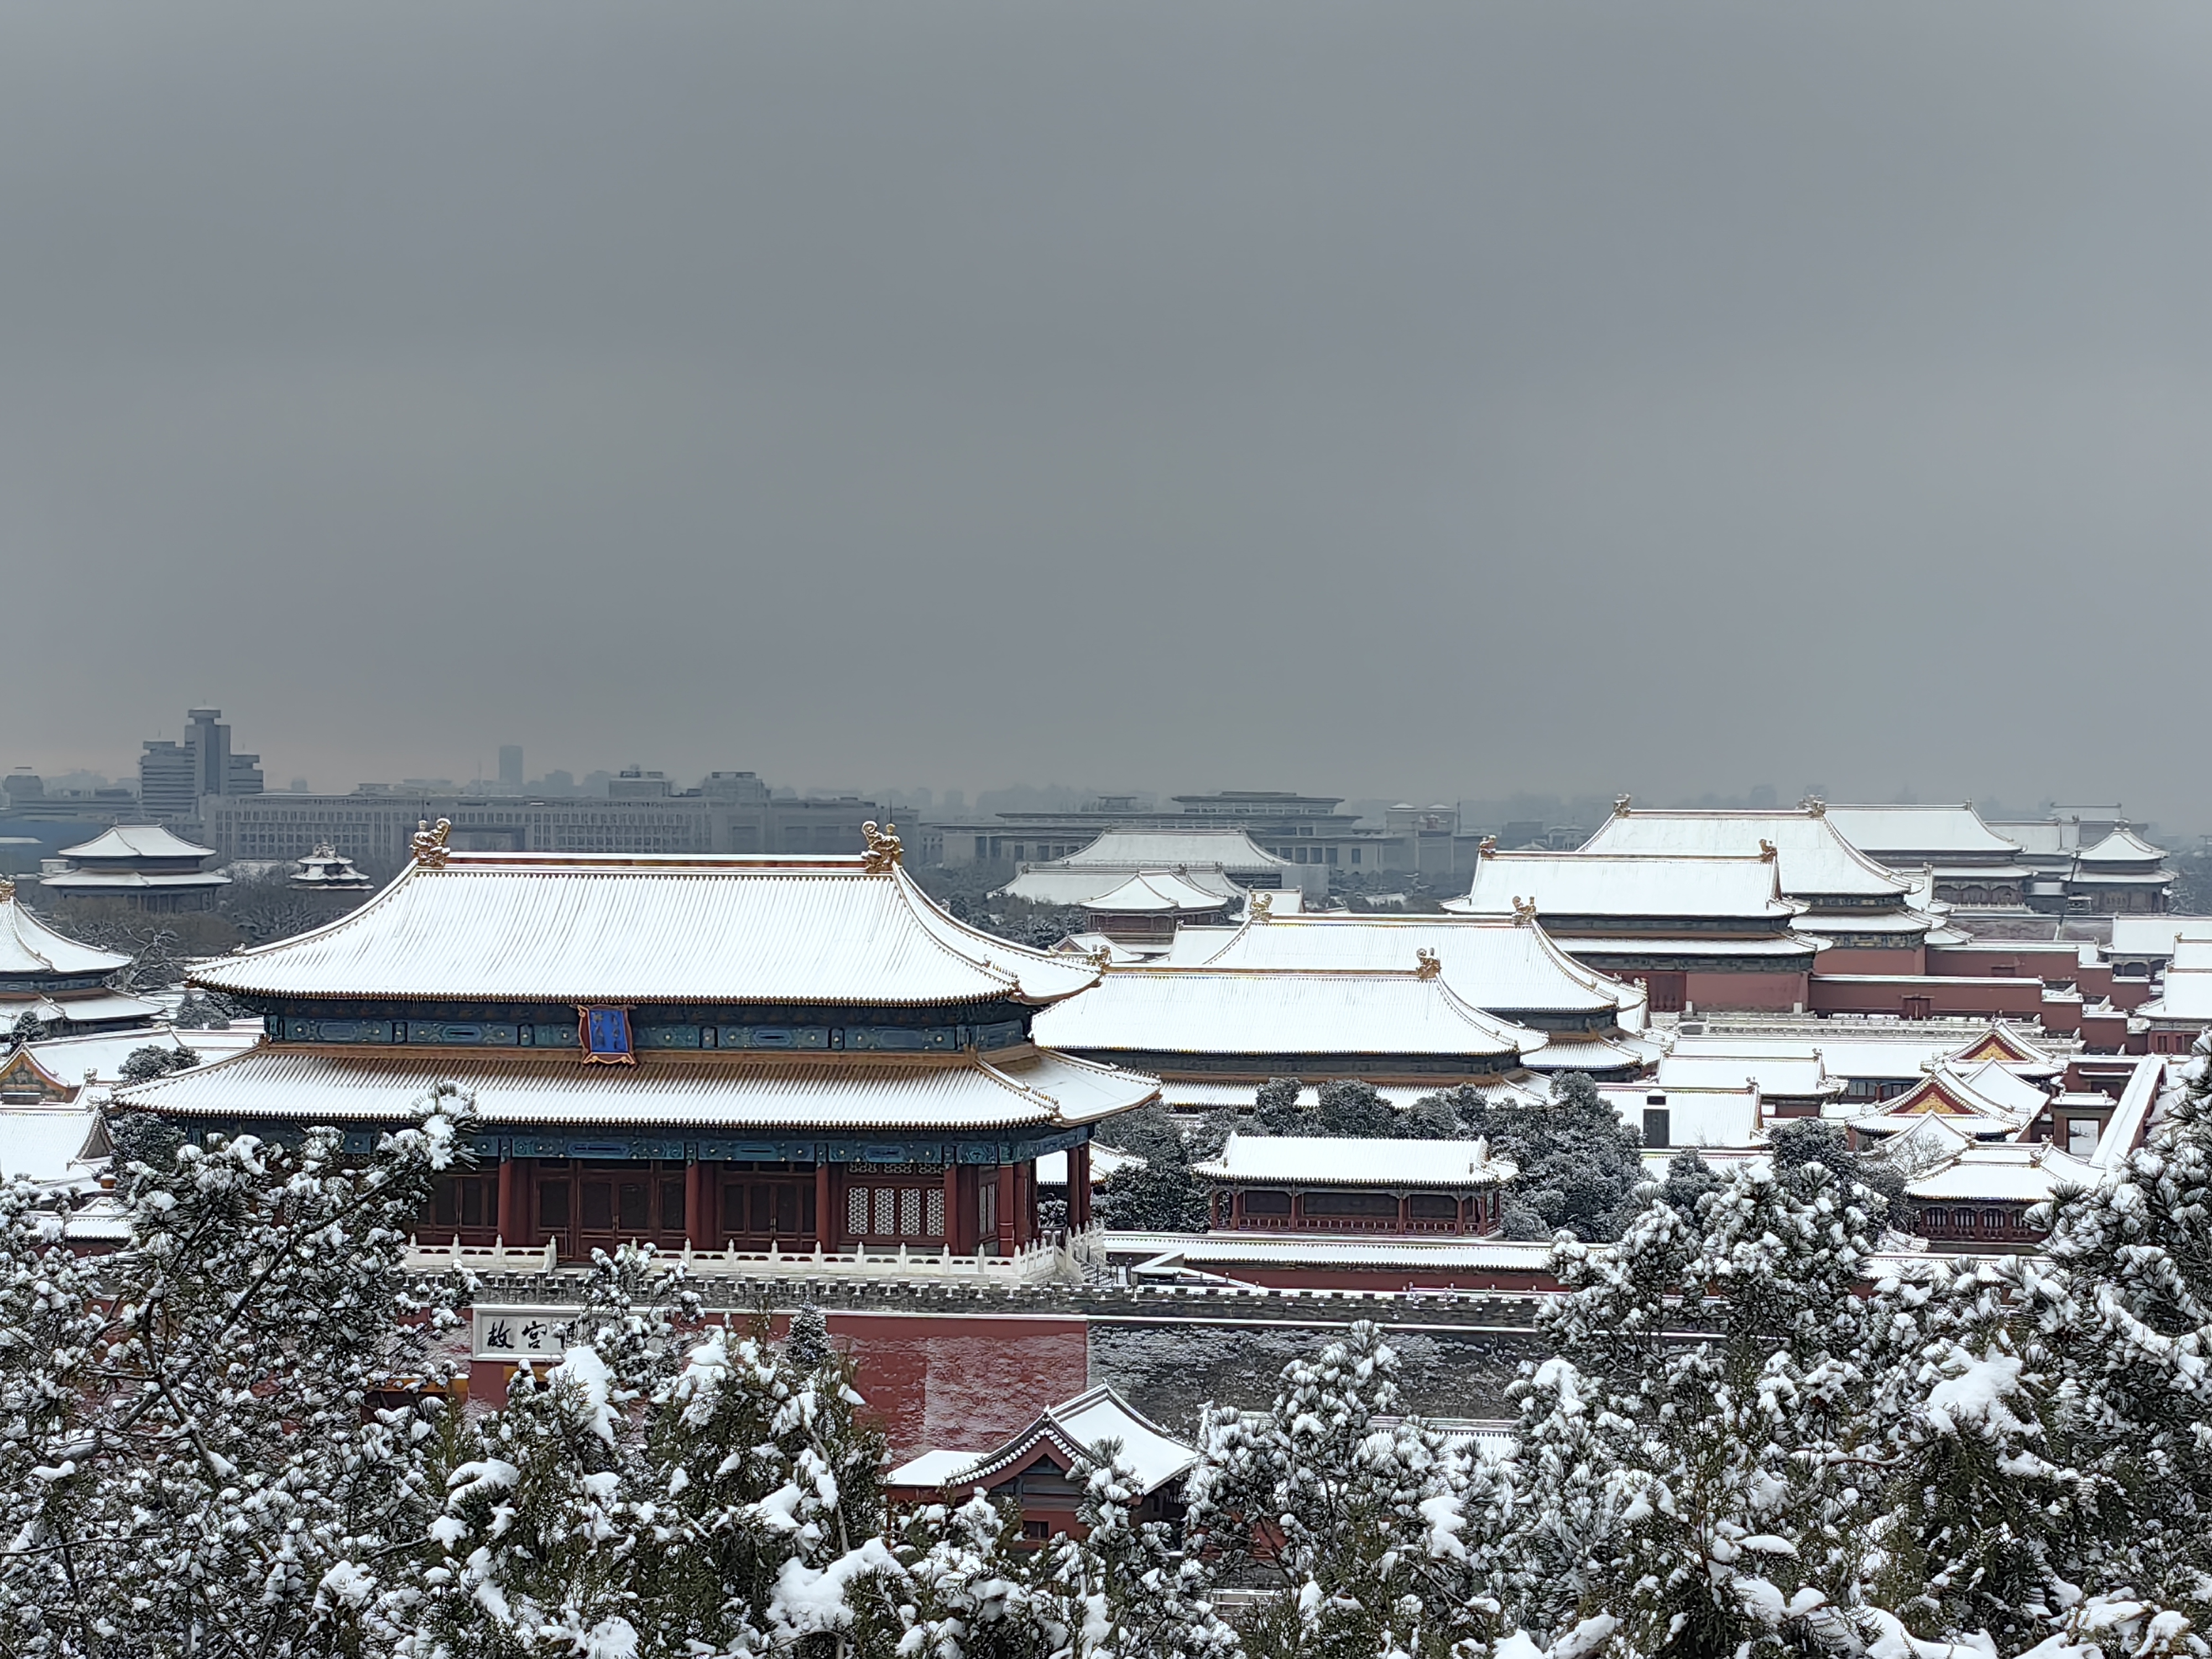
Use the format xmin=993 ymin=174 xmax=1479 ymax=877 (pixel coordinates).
xmin=848 ymin=1188 xmax=869 ymax=1235
xmin=875 ymin=1188 xmax=895 ymax=1236
xmin=926 ymin=1188 xmax=946 ymax=1238
xmin=900 ymin=1188 xmax=921 ymax=1235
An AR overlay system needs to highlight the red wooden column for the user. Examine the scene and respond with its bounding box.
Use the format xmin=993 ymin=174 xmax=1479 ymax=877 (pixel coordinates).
xmin=497 ymin=1155 xmax=523 ymax=1243
xmin=996 ymin=1164 xmax=1018 ymax=1253
xmin=685 ymin=1159 xmax=712 ymax=1251
xmin=1066 ymin=1144 xmax=1092 ymax=1230
xmin=942 ymin=1165 xmax=965 ymax=1252
xmin=815 ymin=1164 xmax=837 ymax=1250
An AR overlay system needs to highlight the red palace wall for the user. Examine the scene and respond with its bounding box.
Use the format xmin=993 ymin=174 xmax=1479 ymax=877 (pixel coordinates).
xmin=1809 ymin=975 xmax=2046 ymax=1020
xmin=827 ymin=1312 xmax=1091 ymax=1457
xmin=1813 ymin=945 xmax=1927 ymax=977
xmin=1925 ymin=945 xmax=2086 ymax=982
xmin=1682 ymin=971 xmax=1808 ymax=1012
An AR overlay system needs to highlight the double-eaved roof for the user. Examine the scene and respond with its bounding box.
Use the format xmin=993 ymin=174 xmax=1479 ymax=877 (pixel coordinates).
xmin=106 ymin=1044 xmax=1149 ymax=1133
xmin=1031 ymin=968 xmax=1540 ymax=1063
xmin=1581 ymin=807 xmax=1911 ymax=901
xmin=190 ymin=852 xmax=1103 ymax=1008
xmin=0 ymin=888 xmax=130 ymax=979
xmin=57 ymin=824 xmax=217 ymax=863
xmin=1081 ymin=870 xmax=1237 ymax=915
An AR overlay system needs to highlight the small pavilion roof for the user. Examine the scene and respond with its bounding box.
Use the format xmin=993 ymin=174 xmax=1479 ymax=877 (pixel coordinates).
xmin=1081 ymin=871 xmax=1235 ymax=915
xmin=0 ymin=1107 xmax=108 ymax=1184
xmin=1452 ymin=851 xmax=1801 ymax=924
xmin=2139 ymin=968 xmax=2212 ymax=1022
xmin=2107 ymin=916 xmax=2212 ymax=958
xmin=56 ymin=824 xmax=216 ymax=862
xmin=0 ymin=888 xmax=129 ymax=978
xmin=1824 ymin=805 xmax=2025 ymax=861
xmin=1031 ymin=968 xmax=1539 ymax=1062
xmin=1582 ymin=808 xmax=1911 ymax=900
xmin=1906 ymin=1141 xmax=2098 ymax=1204
xmin=2075 ymin=826 xmax=2169 ymax=868
xmin=190 ymin=853 xmax=1103 ymax=1008
xmin=886 ymin=1385 xmax=1197 ymax=1498
xmin=1656 ymin=1052 xmax=1843 ymax=1099
xmin=1850 ymin=1059 xmax=2049 ymax=1137
xmin=1192 ymin=1131 xmax=1514 ymax=1188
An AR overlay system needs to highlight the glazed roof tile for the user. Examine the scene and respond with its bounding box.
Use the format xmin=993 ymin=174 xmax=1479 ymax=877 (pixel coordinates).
xmin=1031 ymin=968 xmax=1539 ymax=1060
xmin=190 ymin=854 xmax=1102 ymax=1006
xmin=0 ymin=897 xmax=130 ymax=978
xmin=1824 ymin=805 xmax=2024 ymax=860
xmin=109 ymin=1044 xmax=1157 ymax=1130
xmin=1193 ymin=1131 xmax=1514 ymax=1188
xmin=1454 ymin=851 xmax=1800 ymax=924
xmin=1581 ymin=809 xmax=1911 ymax=899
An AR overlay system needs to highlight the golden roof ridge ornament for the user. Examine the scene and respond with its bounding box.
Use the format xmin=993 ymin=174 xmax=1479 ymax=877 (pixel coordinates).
xmin=1415 ymin=946 xmax=1442 ymax=979
xmin=1511 ymin=895 xmax=1538 ymax=927
xmin=1759 ymin=838 xmax=1778 ymax=862
xmin=1248 ymin=891 xmax=1273 ymax=922
xmin=0 ymin=877 xmax=13 ymax=903
xmin=1802 ymin=795 xmax=1827 ymax=818
xmin=409 ymin=818 xmax=452 ymax=867
xmin=1613 ymin=793 xmax=1633 ymax=817
xmin=1477 ymin=835 xmax=1497 ymax=858
xmin=860 ymin=821 xmax=904 ymax=873
xmin=1087 ymin=944 xmax=1114 ymax=972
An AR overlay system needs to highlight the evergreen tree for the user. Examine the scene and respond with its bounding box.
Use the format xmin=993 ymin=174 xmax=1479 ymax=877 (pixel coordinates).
xmin=1185 ymin=1320 xmax=1511 ymax=1658
xmin=0 ymin=1085 xmax=472 ymax=1658
xmin=119 ymin=1042 xmax=199 ymax=1083
xmin=1253 ymin=1077 xmax=1307 ymax=1136
xmin=1313 ymin=1079 xmax=1397 ymax=1139
xmin=2028 ymin=1039 xmax=2212 ymax=1609
xmin=1426 ymin=1074 xmax=1646 ymax=1242
xmin=784 ymin=1302 xmax=833 ymax=1373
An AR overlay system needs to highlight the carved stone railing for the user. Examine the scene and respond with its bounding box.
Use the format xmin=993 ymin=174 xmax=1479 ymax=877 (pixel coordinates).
xmin=406 ymin=1224 xmax=1107 ymax=1286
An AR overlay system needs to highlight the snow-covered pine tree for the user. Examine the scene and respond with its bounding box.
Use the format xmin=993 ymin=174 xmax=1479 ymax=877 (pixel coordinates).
xmin=1183 ymin=1319 xmax=1509 ymax=1658
xmin=1027 ymin=1445 xmax=1241 ymax=1659
xmin=1863 ymin=1256 xmax=2101 ymax=1652
xmin=2028 ymin=1035 xmax=2212 ymax=1613
xmin=0 ymin=1084 xmax=472 ymax=1658
xmin=639 ymin=1318 xmax=899 ymax=1654
xmin=784 ymin=1303 xmax=833 ymax=1374
xmin=1535 ymin=1159 xmax=1883 ymax=1657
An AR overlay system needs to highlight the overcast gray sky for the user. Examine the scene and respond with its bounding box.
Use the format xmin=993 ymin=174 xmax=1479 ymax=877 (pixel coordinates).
xmin=7 ymin=3 xmax=2210 ymax=827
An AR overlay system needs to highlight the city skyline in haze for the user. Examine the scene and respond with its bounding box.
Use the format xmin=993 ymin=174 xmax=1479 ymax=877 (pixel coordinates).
xmin=7 ymin=5 xmax=2210 ymax=825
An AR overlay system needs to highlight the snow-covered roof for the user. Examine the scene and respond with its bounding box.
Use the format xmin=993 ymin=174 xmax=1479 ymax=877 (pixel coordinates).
xmin=40 ymin=869 xmax=231 ymax=893
xmin=1581 ymin=810 xmax=1911 ymax=899
xmin=1080 ymin=871 xmax=1237 ymax=915
xmin=1656 ymin=1052 xmax=1841 ymax=1098
xmin=110 ymin=1044 xmax=1159 ymax=1130
xmin=0 ymin=990 xmax=168 ymax=1036
xmin=886 ymin=1385 xmax=1196 ymax=1498
xmin=1000 ymin=865 xmax=1248 ymax=907
xmin=2171 ymin=939 xmax=2212 ymax=972
xmin=1031 ymin=969 xmax=1539 ymax=1062
xmin=1192 ymin=1131 xmax=1514 ymax=1188
xmin=2075 ymin=826 xmax=2167 ymax=868
xmin=19 ymin=1023 xmax=263 ymax=1089
xmin=1172 ymin=913 xmax=1637 ymax=1018
xmin=1906 ymin=1142 xmax=2099 ymax=1204
xmin=1667 ymin=1031 xmax=1960 ymax=1083
xmin=0 ymin=890 xmax=129 ymax=978
xmin=2106 ymin=915 xmax=2212 ymax=958
xmin=2139 ymin=967 xmax=2212 ymax=1022
xmin=55 ymin=824 xmax=216 ymax=862
xmin=1453 ymin=851 xmax=1799 ymax=924
xmin=1105 ymin=1230 xmax=1557 ymax=1274
xmin=1823 ymin=805 xmax=2024 ymax=860
xmin=1599 ymin=1080 xmax=1762 ymax=1150
xmin=1048 ymin=829 xmax=1293 ymax=872
xmin=1144 ymin=1078 xmax=1551 ymax=1115
xmin=1034 ymin=1144 xmax=1146 ymax=1186
xmin=1850 ymin=1060 xmax=2051 ymax=1137
xmin=191 ymin=854 xmax=1102 ymax=1007
xmin=0 ymin=1107 xmax=107 ymax=1183
xmin=1533 ymin=934 xmax=1822 ymax=959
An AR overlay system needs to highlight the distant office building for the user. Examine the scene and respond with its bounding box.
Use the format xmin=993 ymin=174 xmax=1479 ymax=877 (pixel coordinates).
xmin=138 ymin=707 xmax=262 ymax=822
xmin=202 ymin=773 xmax=887 ymax=866
xmin=498 ymin=745 xmax=524 ymax=790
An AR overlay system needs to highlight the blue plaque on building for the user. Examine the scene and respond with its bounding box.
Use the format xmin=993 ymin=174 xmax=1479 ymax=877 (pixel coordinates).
xmin=578 ymin=1005 xmax=634 ymax=1064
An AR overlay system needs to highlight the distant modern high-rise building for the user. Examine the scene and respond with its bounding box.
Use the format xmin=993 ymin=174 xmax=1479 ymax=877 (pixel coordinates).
xmin=498 ymin=744 xmax=523 ymax=789
xmin=138 ymin=707 xmax=263 ymax=822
